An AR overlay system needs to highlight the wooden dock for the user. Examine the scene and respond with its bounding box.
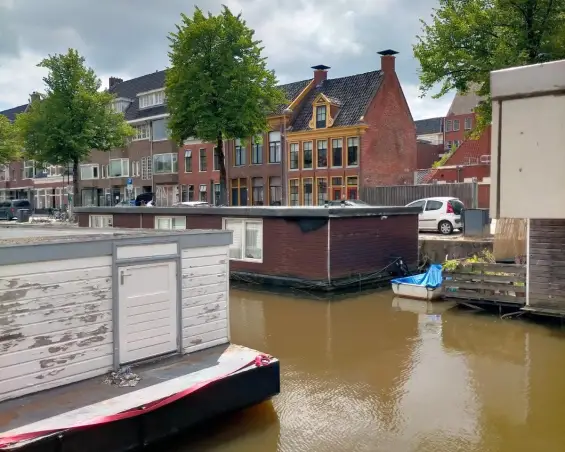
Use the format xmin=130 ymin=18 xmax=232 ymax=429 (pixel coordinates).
xmin=443 ymin=262 xmax=526 ymax=308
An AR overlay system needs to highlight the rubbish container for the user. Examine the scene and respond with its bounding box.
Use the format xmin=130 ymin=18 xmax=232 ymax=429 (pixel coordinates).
xmin=17 ymin=209 xmax=31 ymax=223
xmin=462 ymin=208 xmax=490 ymax=237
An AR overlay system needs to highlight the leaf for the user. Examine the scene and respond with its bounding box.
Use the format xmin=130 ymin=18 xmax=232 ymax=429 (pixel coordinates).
xmin=0 ymin=115 xmax=22 ymax=164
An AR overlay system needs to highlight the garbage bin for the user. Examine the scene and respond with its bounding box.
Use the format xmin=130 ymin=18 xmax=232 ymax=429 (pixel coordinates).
xmin=462 ymin=208 xmax=490 ymax=237
xmin=17 ymin=209 xmax=31 ymax=223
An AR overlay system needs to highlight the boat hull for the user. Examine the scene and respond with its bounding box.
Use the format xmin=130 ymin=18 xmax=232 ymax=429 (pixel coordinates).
xmin=391 ymin=283 xmax=443 ymax=301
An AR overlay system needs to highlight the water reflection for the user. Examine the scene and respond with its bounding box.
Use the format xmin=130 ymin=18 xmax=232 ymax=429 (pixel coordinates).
xmin=168 ymin=288 xmax=565 ymax=452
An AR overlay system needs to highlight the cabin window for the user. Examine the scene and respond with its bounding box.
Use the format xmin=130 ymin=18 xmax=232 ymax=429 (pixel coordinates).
xmin=155 ymin=216 xmax=186 ymax=230
xmin=89 ymin=215 xmax=113 ymax=228
xmin=316 ymin=105 xmax=327 ymax=128
xmin=223 ymin=218 xmax=263 ymax=262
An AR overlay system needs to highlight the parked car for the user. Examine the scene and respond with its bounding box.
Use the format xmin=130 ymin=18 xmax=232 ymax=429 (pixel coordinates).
xmin=326 ymin=199 xmax=369 ymax=207
xmin=174 ymin=201 xmax=211 ymax=207
xmin=134 ymin=192 xmax=154 ymax=206
xmin=405 ymin=197 xmax=464 ymax=235
xmin=0 ymin=199 xmax=32 ymax=220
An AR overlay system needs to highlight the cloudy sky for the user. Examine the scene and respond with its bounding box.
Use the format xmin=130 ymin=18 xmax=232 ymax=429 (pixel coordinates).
xmin=0 ymin=0 xmax=453 ymax=119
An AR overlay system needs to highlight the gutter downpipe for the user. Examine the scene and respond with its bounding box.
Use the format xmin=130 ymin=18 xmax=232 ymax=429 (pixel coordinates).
xmin=327 ymin=217 xmax=331 ymax=286
xmin=526 ymin=218 xmax=530 ymax=307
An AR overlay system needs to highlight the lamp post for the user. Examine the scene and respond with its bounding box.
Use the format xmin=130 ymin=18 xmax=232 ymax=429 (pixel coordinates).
xmin=281 ymin=108 xmax=292 ymax=206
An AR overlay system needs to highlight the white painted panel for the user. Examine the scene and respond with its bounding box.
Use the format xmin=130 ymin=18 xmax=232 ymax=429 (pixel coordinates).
xmin=181 ymin=245 xmax=229 ymax=259
xmin=182 ymin=302 xmax=227 ymax=321
xmin=182 ymin=255 xmax=228 ymax=268
xmin=182 ymin=329 xmax=228 ymax=351
xmin=182 ymin=262 xmax=227 ymax=277
xmin=181 ymin=282 xmax=226 ymax=299
xmin=1 ymin=277 xmax=111 ymax=303
xmin=182 ymin=273 xmax=226 ymax=288
xmin=0 ymin=266 xmax=111 ymax=289
xmin=183 ymin=319 xmax=227 ymax=337
xmin=183 ymin=310 xmax=227 ymax=328
xmin=117 ymin=242 xmax=178 ymax=260
xmin=118 ymin=261 xmax=178 ymax=364
xmin=0 ymin=256 xmax=111 ymax=278
xmin=1 ymin=289 xmax=111 ymax=314
xmin=182 ymin=291 xmax=226 ymax=309
xmin=184 ymin=337 xmax=229 ymax=354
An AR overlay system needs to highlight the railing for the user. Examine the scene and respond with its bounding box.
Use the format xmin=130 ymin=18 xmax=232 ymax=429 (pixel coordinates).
xmin=443 ymin=262 xmax=526 ymax=306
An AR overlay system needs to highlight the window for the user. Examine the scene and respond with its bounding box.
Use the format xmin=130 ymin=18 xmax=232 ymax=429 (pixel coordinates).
xmin=141 ymin=156 xmax=152 ymax=180
xmin=347 ymin=137 xmax=359 ymax=166
xmin=346 ymin=176 xmax=358 ymax=200
xmin=112 ymin=99 xmax=130 ymax=113
xmin=407 ymin=200 xmax=426 ymax=211
xmin=454 ymin=140 xmax=461 ymax=148
xmin=0 ymin=165 xmax=8 ymax=181
xmin=251 ymin=135 xmax=263 ymax=164
xmin=151 ymin=118 xmax=169 ymax=141
xmin=213 ymin=148 xmax=221 ymax=171
xmin=199 ymin=149 xmax=207 ymax=172
xmin=155 ymin=216 xmax=186 ymax=230
xmin=303 ymin=141 xmax=313 ymax=169
xmin=316 ymin=105 xmax=327 ymax=128
xmin=89 ymin=215 xmax=113 ymax=228
xmin=445 ymin=120 xmax=452 ymax=132
xmin=289 ymin=179 xmax=300 ymax=206
xmin=199 ymin=184 xmax=208 ymax=202
xmin=223 ymin=219 xmax=263 ymax=262
xmin=22 ymin=160 xmax=35 ymax=179
xmin=446 ymin=141 xmax=453 ymax=150
xmin=269 ymin=177 xmax=282 ymax=205
xmin=213 ymin=183 xmax=221 ymax=206
xmin=289 ymin=143 xmax=299 ymax=170
xmin=80 ymin=164 xmax=99 ymax=180
xmin=131 ymin=161 xmax=140 ymax=177
xmin=332 ymin=138 xmax=343 ymax=167
xmin=153 ymin=153 xmax=178 ymax=174
xmin=231 ymin=178 xmax=248 ymax=206
xmin=453 ymin=119 xmax=460 ymax=131
xmin=317 ymin=178 xmax=328 ymax=205
xmin=184 ymin=150 xmax=193 ymax=172
xmin=133 ymin=124 xmax=150 ymax=141
xmin=252 ymin=177 xmax=264 ymax=206
xmin=302 ymin=178 xmax=313 ymax=206
xmin=425 ymin=200 xmax=443 ymax=211
xmin=317 ymin=140 xmax=328 ymax=168
xmin=269 ymin=131 xmax=281 ymax=163
xmin=139 ymin=90 xmax=165 ymax=109
xmin=234 ymin=139 xmax=245 ymax=166
xmin=187 ymin=184 xmax=195 ymax=201
xmin=464 ymin=117 xmax=472 ymax=130
xmin=109 ymin=158 xmax=129 ymax=178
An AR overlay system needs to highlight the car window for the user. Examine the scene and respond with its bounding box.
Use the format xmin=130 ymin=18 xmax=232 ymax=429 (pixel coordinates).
xmin=0 ymin=201 xmax=10 ymax=208
xmin=425 ymin=200 xmax=443 ymax=211
xmin=408 ymin=200 xmax=426 ymax=210
xmin=348 ymin=200 xmax=368 ymax=206
xmin=449 ymin=199 xmax=465 ymax=215
xmin=13 ymin=200 xmax=30 ymax=208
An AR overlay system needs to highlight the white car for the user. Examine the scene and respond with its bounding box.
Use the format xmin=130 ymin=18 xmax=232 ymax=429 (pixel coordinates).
xmin=405 ymin=197 xmax=464 ymax=235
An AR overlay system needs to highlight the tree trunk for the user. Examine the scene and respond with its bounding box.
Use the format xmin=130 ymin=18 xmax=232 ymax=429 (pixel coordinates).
xmin=72 ymin=158 xmax=80 ymax=209
xmin=217 ymin=133 xmax=227 ymax=206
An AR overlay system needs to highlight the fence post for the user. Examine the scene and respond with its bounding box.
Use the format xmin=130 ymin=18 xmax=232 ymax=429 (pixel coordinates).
xmin=472 ymin=181 xmax=479 ymax=208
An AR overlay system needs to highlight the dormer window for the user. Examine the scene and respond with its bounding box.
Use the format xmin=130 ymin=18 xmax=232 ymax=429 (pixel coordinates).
xmin=139 ymin=89 xmax=165 ymax=109
xmin=316 ymin=106 xmax=327 ymax=128
xmin=112 ymin=97 xmax=131 ymax=113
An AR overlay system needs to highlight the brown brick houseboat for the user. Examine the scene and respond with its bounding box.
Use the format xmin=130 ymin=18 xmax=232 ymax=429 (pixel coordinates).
xmin=75 ymin=206 xmax=420 ymax=290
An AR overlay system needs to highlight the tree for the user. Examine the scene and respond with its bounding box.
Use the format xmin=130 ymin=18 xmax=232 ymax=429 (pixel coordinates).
xmin=166 ymin=6 xmax=287 ymax=204
xmin=0 ymin=115 xmax=22 ymax=164
xmin=15 ymin=49 xmax=134 ymax=207
xmin=414 ymin=0 xmax=565 ymax=134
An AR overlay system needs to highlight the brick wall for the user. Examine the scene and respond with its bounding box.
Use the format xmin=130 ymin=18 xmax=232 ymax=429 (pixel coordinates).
xmin=417 ymin=142 xmax=442 ymax=169
xmin=361 ymin=69 xmax=416 ymax=187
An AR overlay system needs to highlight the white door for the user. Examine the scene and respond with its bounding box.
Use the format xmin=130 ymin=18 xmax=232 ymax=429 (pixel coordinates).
xmin=118 ymin=261 xmax=178 ymax=364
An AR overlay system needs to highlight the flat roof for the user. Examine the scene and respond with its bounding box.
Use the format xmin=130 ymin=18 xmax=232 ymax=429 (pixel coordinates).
xmin=74 ymin=205 xmax=420 ymax=217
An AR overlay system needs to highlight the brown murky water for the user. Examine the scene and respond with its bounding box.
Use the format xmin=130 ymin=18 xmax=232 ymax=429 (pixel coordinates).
xmin=169 ymin=289 xmax=565 ymax=452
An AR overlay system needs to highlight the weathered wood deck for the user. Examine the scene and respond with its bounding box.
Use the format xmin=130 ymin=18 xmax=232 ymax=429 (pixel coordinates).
xmin=443 ymin=262 xmax=526 ymax=307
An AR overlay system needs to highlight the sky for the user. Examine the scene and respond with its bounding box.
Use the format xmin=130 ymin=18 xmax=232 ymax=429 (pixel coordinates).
xmin=0 ymin=0 xmax=454 ymax=120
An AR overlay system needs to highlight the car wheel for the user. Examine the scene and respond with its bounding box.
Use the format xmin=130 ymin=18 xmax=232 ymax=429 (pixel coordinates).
xmin=439 ymin=220 xmax=453 ymax=235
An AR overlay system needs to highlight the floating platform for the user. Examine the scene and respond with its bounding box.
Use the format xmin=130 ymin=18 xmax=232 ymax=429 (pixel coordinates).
xmin=0 ymin=344 xmax=280 ymax=452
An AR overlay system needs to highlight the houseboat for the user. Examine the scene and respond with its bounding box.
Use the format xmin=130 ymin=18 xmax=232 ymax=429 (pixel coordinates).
xmin=0 ymin=226 xmax=279 ymax=451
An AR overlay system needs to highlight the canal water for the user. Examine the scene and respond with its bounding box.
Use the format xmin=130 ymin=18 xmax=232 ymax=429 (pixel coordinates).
xmin=168 ymin=288 xmax=565 ymax=452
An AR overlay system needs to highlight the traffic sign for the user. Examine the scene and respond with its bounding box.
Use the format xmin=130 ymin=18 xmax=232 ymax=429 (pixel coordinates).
xmin=127 ymin=178 xmax=133 ymax=185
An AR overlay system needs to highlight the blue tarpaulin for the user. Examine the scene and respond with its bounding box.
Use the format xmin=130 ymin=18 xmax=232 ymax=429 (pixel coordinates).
xmin=391 ymin=264 xmax=443 ymax=289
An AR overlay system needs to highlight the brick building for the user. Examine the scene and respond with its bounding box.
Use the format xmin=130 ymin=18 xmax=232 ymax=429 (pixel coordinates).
xmin=0 ymin=50 xmax=416 ymax=207
xmin=444 ymin=84 xmax=483 ymax=150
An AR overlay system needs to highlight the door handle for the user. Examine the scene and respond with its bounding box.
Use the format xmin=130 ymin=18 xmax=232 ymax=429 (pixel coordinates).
xmin=120 ymin=270 xmax=132 ymax=285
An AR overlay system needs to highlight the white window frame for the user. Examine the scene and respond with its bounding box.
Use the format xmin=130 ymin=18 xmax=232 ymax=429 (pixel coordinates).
xmin=222 ymin=218 xmax=263 ymax=263
xmin=131 ymin=161 xmax=140 ymax=177
xmin=139 ymin=90 xmax=165 ymax=109
xmin=109 ymin=158 xmax=130 ymax=178
xmin=464 ymin=117 xmax=472 ymax=130
xmin=133 ymin=124 xmax=150 ymax=141
xmin=22 ymin=160 xmax=35 ymax=180
xmin=89 ymin=215 xmax=113 ymax=228
xmin=154 ymin=216 xmax=186 ymax=230
xmin=80 ymin=164 xmax=99 ymax=180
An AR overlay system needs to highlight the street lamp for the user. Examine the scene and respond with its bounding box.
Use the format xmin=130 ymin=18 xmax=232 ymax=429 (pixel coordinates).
xmin=281 ymin=108 xmax=292 ymax=206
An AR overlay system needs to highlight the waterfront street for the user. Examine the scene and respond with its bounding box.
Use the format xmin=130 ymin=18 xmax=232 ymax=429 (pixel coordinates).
xmin=163 ymin=288 xmax=565 ymax=452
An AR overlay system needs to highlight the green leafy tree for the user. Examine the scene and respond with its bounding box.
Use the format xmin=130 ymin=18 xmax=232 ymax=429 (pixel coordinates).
xmin=15 ymin=49 xmax=134 ymax=206
xmin=166 ymin=6 xmax=287 ymax=204
xmin=414 ymin=0 xmax=565 ymax=135
xmin=0 ymin=114 xmax=22 ymax=164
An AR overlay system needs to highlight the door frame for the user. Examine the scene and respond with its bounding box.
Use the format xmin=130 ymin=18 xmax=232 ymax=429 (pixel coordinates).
xmin=112 ymin=244 xmax=183 ymax=371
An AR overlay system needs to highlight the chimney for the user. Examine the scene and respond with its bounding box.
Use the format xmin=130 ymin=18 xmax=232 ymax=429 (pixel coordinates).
xmin=377 ymin=49 xmax=398 ymax=73
xmin=312 ymin=65 xmax=330 ymax=87
xmin=30 ymin=92 xmax=40 ymax=103
xmin=109 ymin=77 xmax=123 ymax=89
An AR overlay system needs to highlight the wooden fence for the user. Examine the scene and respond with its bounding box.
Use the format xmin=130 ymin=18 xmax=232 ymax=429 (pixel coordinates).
xmin=443 ymin=262 xmax=526 ymax=306
xmin=361 ymin=182 xmax=478 ymax=208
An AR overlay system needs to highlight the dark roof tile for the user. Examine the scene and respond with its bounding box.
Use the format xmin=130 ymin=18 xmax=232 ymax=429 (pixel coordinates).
xmin=273 ymin=79 xmax=312 ymax=115
xmin=415 ymin=117 xmax=443 ymax=135
xmin=290 ymin=70 xmax=384 ymax=132
xmin=0 ymin=104 xmax=28 ymax=122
